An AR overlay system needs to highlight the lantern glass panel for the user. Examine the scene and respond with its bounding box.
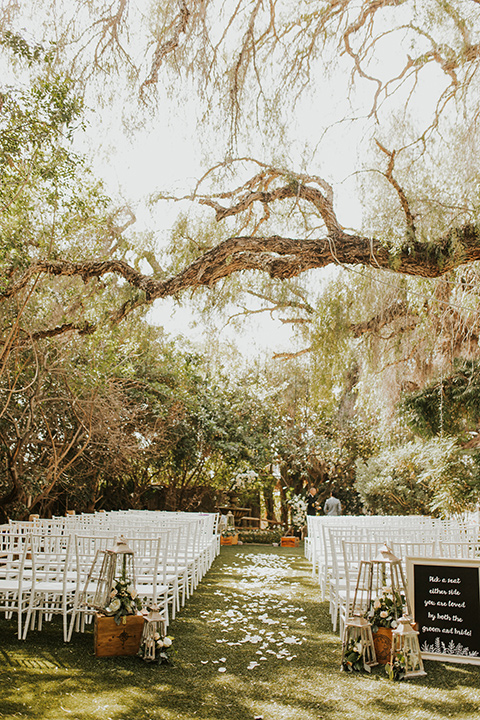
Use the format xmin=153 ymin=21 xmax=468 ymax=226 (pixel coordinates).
xmin=90 ymin=537 xmax=136 ymax=612
xmin=139 ymin=605 xmax=167 ymax=663
xmin=352 ymin=544 xmax=412 ymax=624
xmin=391 ymin=616 xmax=427 ymax=678
xmin=341 ymin=614 xmax=377 ymax=672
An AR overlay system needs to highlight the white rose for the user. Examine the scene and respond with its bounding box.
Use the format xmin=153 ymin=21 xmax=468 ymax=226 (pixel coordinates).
xmin=109 ymin=597 xmax=121 ymax=612
xmin=163 ymin=637 xmax=173 ymax=648
xmin=156 ymin=640 xmax=164 ymax=648
xmin=154 ymin=632 xmax=160 ymax=641
xmin=128 ymin=586 xmax=137 ymax=599
xmin=373 ymin=599 xmax=381 ymax=609
xmin=380 ymin=610 xmax=388 ymax=618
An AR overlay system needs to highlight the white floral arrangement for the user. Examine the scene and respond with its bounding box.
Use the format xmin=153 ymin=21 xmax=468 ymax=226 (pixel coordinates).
xmin=287 ymin=494 xmax=307 ymax=529
xmin=103 ymin=576 xmax=143 ymax=625
xmin=341 ymin=637 xmax=365 ymax=672
xmin=365 ymin=587 xmax=406 ymax=630
xmin=138 ymin=632 xmax=174 ymax=664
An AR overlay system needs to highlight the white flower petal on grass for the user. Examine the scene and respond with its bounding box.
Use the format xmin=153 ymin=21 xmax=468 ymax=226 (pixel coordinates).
xmin=200 ymin=660 xmax=209 ymax=665
xmin=218 ymin=667 xmax=226 ymax=673
xmin=219 ymin=657 xmax=226 ymax=662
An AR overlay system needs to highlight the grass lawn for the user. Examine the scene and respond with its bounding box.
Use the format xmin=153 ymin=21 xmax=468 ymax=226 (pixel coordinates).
xmin=1 ymin=545 xmax=480 ymax=720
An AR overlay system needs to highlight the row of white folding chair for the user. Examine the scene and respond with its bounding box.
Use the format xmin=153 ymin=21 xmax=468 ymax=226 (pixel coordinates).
xmin=123 ymin=524 xmax=193 ymax=620
xmin=1 ymin=527 xmax=184 ymax=642
xmin=335 ymin=539 xmax=437 ymax=636
xmin=437 ymin=541 xmax=480 ymax=558
xmin=67 ymin=532 xmax=172 ymax=641
xmin=72 ymin=510 xmax=220 ymax=562
xmin=327 ymin=529 xmax=374 ymax=632
xmin=325 ymin=525 xmax=438 ymax=632
xmin=26 ymin=533 xmax=77 ymax=641
xmin=63 ymin=511 xmax=218 ymax=590
xmin=15 ymin=533 xmax=77 ymax=642
xmin=323 ymin=526 xmax=374 ymax=608
xmin=65 ymin=511 xmax=220 ymax=570
xmin=0 ymin=531 xmax=33 ymax=639
xmin=76 ymin=512 xmax=218 ymax=590
xmin=2 ymin=512 xmax=219 ymax=639
xmin=337 ymin=540 xmax=383 ymax=636
xmin=68 ymin=527 xmax=181 ymax=635
xmin=110 ymin=518 xmax=204 ymax=597
xmin=67 ymin=533 xmax=117 ymax=639
xmin=67 ymin=519 xmax=210 ymax=639
xmin=307 ymin=516 xmax=479 ymax=598
xmin=308 ymin=514 xmax=478 ymax=602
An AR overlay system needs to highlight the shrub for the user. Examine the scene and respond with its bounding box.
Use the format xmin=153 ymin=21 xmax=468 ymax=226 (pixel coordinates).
xmin=237 ymin=528 xmax=283 ymax=544
xmin=355 ymin=438 xmax=480 ymax=517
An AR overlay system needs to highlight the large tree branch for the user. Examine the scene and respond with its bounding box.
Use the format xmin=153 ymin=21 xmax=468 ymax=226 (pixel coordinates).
xmin=140 ymin=0 xmax=191 ymax=95
xmin=376 ymin=141 xmax=416 ymax=238
xmin=350 ymin=300 xmax=418 ymax=338
xmin=3 ymin=224 xmax=480 ymax=326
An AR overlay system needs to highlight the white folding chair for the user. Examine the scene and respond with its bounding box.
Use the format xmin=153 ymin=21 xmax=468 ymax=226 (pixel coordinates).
xmin=67 ymin=532 xmax=116 ymax=640
xmin=129 ymin=535 xmax=170 ymax=628
xmin=0 ymin=530 xmax=32 ymax=639
xmin=23 ymin=533 xmax=77 ymax=642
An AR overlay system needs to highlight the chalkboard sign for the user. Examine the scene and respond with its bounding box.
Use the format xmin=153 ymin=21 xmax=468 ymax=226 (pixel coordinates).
xmin=406 ymin=557 xmax=480 ymax=665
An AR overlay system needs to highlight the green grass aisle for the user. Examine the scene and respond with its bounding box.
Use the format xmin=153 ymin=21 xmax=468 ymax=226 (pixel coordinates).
xmin=1 ymin=545 xmax=480 ymax=720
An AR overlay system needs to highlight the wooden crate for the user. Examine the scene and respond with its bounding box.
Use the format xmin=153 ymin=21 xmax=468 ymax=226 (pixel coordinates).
xmin=220 ymin=534 xmax=238 ymax=546
xmin=280 ymin=536 xmax=300 ymax=547
xmin=94 ymin=613 xmax=144 ymax=657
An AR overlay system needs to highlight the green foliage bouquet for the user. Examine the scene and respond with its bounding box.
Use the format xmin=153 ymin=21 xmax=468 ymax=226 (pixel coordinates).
xmin=366 ymin=588 xmax=406 ymax=631
xmin=138 ymin=633 xmax=174 ymax=665
xmin=221 ymin=527 xmax=238 ymax=537
xmin=385 ymin=650 xmax=407 ymax=681
xmin=341 ymin=637 xmax=365 ymax=672
xmin=104 ymin=576 xmax=143 ymax=625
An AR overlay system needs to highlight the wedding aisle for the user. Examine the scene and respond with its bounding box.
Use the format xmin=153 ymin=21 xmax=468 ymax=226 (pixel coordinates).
xmin=1 ymin=545 xmax=480 ymax=720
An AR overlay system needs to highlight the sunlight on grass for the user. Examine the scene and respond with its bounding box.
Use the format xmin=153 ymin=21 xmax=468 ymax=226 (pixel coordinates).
xmin=1 ymin=546 xmax=480 ymax=720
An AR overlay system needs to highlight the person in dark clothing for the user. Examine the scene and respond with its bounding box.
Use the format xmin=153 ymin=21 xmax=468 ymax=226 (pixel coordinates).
xmin=306 ymin=486 xmax=319 ymax=516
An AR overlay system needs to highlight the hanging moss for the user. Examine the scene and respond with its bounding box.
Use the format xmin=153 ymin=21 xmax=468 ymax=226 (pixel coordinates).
xmin=401 ymin=360 xmax=480 ymax=439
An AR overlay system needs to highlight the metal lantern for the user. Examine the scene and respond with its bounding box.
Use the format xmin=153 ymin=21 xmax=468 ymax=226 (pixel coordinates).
xmin=341 ymin=613 xmax=378 ymax=672
xmin=90 ymin=536 xmax=137 ymax=612
xmin=351 ymin=544 xmax=412 ymax=622
xmin=139 ymin=605 xmax=166 ymax=662
xmin=390 ymin=615 xmax=427 ymax=679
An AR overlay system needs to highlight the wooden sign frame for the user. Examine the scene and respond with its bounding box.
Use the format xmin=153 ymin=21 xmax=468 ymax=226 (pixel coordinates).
xmin=406 ymin=557 xmax=480 ymax=665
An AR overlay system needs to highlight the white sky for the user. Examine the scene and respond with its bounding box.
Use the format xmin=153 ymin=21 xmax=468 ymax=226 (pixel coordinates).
xmin=51 ymin=5 xmax=452 ymax=360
